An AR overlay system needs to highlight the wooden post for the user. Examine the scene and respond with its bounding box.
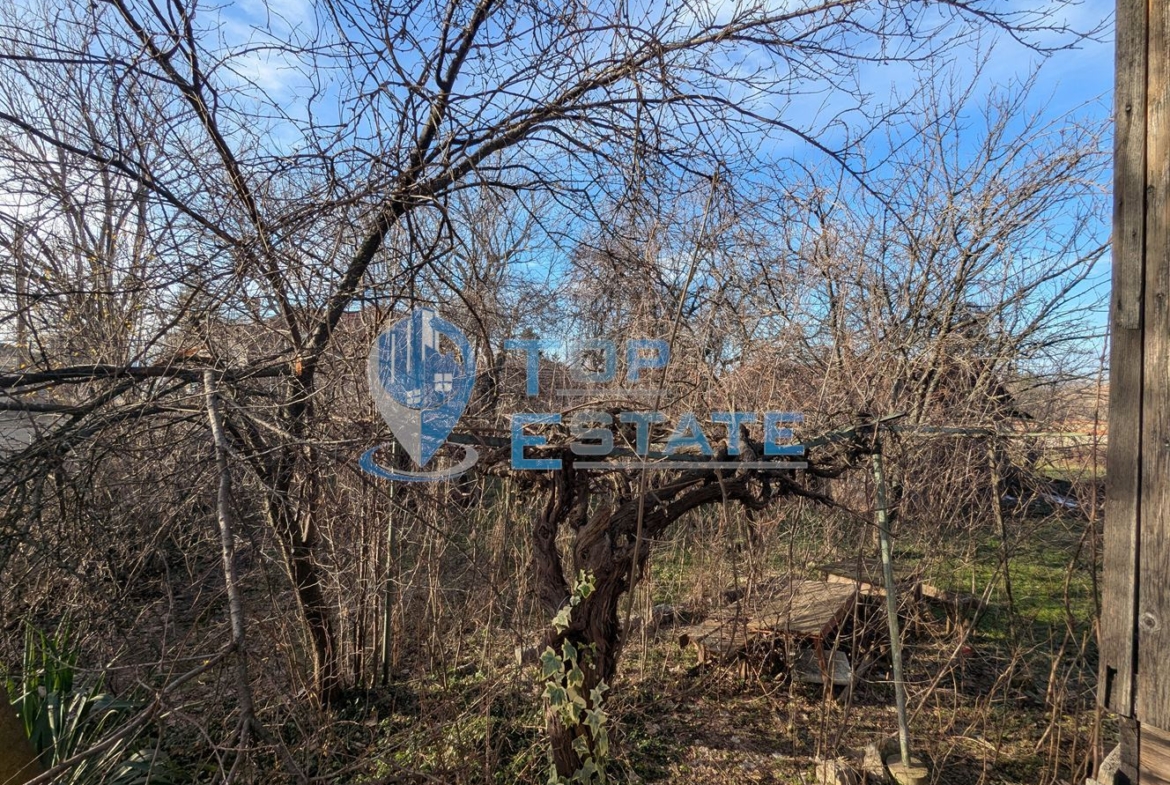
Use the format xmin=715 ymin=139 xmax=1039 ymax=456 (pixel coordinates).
xmin=1100 ymin=0 xmax=1145 ymax=715
xmin=1101 ymin=0 xmax=1170 ymax=781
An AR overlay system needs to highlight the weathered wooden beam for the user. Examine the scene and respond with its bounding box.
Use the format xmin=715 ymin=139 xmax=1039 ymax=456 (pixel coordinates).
xmin=1101 ymin=0 xmax=1148 ymax=719
xmin=1137 ymin=0 xmax=1170 ymax=730
xmin=1142 ymin=724 xmax=1170 ymax=785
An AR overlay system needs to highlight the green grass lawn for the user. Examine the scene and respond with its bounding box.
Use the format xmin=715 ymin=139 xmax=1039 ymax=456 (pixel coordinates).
xmin=923 ymin=514 xmax=1099 ymax=631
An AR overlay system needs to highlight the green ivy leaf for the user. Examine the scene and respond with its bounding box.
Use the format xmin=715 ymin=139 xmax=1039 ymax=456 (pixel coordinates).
xmin=552 ymin=606 xmax=573 ymax=631
xmin=584 ymin=708 xmax=605 ymax=737
xmin=573 ymin=758 xmax=599 ymax=783
xmin=540 ymin=648 xmax=562 ymax=678
xmin=544 ymin=683 xmax=568 ymax=706
xmin=566 ymin=664 xmax=584 ymax=689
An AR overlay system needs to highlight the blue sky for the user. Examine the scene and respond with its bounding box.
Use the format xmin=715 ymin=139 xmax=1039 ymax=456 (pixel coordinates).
xmin=203 ymin=0 xmax=1116 ymax=158
xmin=990 ymin=4 xmax=1115 ymax=337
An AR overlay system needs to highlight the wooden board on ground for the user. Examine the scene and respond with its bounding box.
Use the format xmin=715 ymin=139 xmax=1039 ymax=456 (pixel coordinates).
xmin=678 ymin=579 xmax=860 ymax=676
xmin=749 ymin=579 xmax=858 ymax=640
xmin=677 ymin=616 xmax=751 ymax=664
xmin=816 ymin=558 xmax=920 ymax=598
xmin=918 ymin=583 xmax=982 ymax=607
xmin=794 ymin=649 xmax=853 ymax=686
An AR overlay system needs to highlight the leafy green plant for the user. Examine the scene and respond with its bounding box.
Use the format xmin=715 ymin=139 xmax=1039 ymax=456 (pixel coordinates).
xmin=542 ymin=571 xmax=609 ymax=785
xmin=3 ymin=622 xmax=177 ymax=785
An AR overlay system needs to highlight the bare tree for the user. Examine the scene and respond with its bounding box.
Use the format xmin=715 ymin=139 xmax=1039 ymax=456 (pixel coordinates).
xmin=0 ymin=0 xmax=1104 ymax=779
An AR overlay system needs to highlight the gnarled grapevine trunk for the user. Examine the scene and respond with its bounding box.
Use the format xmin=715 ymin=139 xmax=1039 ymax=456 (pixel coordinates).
xmin=543 ymin=547 xmax=627 ymax=777
xmin=533 ymin=456 xmax=809 ymax=778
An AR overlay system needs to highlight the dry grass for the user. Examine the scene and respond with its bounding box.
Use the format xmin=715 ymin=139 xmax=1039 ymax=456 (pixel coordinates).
xmin=303 ymin=503 xmax=1105 ymax=785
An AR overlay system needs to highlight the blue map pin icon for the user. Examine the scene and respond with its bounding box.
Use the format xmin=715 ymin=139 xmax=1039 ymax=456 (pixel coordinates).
xmin=368 ymin=307 xmax=476 ymax=467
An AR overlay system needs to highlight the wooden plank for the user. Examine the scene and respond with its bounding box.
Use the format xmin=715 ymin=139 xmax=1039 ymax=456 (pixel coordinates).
xmin=824 ymin=570 xmax=887 ymax=596
xmin=1100 ymin=0 xmax=1149 ymax=718
xmin=794 ymin=650 xmax=853 ymax=687
xmin=1114 ymin=0 xmax=1151 ymax=330
xmin=1141 ymin=723 xmax=1170 ymax=785
xmin=680 ymin=580 xmax=858 ymax=669
xmin=1137 ymin=0 xmax=1170 ymax=730
xmin=677 ymin=616 xmax=750 ymax=662
xmin=1120 ymin=717 xmax=1139 ymax=785
xmin=748 ymin=580 xmax=857 ymax=639
xmin=817 ymin=558 xmax=920 ymax=597
xmin=919 ymin=583 xmax=980 ymax=607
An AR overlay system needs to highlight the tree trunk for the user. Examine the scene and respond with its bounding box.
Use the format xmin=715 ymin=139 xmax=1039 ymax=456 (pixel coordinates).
xmin=266 ymin=488 xmax=340 ymax=705
xmin=531 ymin=458 xmax=799 ymax=779
xmin=545 ymin=551 xmax=626 ymax=778
xmin=256 ymin=372 xmax=342 ymax=705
